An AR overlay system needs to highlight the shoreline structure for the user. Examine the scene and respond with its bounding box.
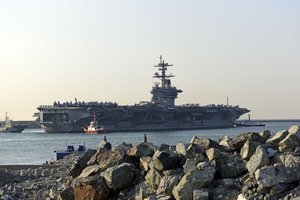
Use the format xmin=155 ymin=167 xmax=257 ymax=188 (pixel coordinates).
xmin=1 ymin=125 xmax=300 ymax=199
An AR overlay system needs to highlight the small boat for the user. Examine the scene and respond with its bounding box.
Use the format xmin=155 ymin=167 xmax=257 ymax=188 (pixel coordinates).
xmin=234 ymin=114 xmax=265 ymax=127
xmin=83 ymin=113 xmax=107 ymax=134
xmin=0 ymin=113 xmax=27 ymax=133
xmin=54 ymin=144 xmax=86 ymax=160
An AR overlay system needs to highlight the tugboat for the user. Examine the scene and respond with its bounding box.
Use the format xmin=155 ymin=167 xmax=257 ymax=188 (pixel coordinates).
xmin=234 ymin=114 xmax=265 ymax=127
xmin=0 ymin=113 xmax=27 ymax=133
xmin=83 ymin=113 xmax=106 ymax=134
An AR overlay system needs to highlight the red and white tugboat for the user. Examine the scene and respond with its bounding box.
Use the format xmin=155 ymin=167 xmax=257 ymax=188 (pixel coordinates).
xmin=83 ymin=113 xmax=106 ymax=134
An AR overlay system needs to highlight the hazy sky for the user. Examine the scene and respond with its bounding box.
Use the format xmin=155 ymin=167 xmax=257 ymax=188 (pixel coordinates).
xmin=0 ymin=0 xmax=299 ymax=120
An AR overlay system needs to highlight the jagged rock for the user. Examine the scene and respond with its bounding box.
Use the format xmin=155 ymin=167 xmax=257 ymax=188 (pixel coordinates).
xmin=230 ymin=132 xmax=265 ymax=151
xmin=172 ymin=164 xmax=215 ymax=200
xmin=266 ymin=148 xmax=278 ymax=158
xmin=246 ymin=145 xmax=270 ymax=175
xmin=69 ymin=149 xmax=97 ymax=178
xmin=91 ymin=149 xmax=133 ymax=172
xmin=288 ymin=125 xmax=300 ymax=137
xmin=163 ymin=168 xmax=183 ymax=176
xmin=145 ymin=168 xmax=163 ymax=191
xmin=270 ymin=183 xmax=290 ymax=195
xmin=140 ymin=156 xmax=152 ymax=171
xmin=190 ymin=136 xmax=220 ymax=152
xmin=183 ymin=158 xmax=197 ymax=173
xmin=58 ymin=186 xmax=74 ymax=200
xmin=240 ymin=140 xmax=260 ymax=160
xmin=193 ymin=189 xmax=209 ymax=200
xmin=273 ymin=152 xmax=300 ymax=167
xmin=113 ymin=142 xmax=133 ymax=153
xmin=185 ymin=144 xmax=205 ymax=161
xmin=144 ymin=195 xmax=173 ymax=200
xmin=78 ymin=164 xmax=100 ymax=178
xmin=100 ymin=162 xmax=136 ymax=190
xmin=135 ymin=182 xmax=155 ymax=200
xmin=255 ymin=165 xmax=300 ymax=188
xmin=156 ymin=174 xmax=180 ymax=195
xmin=127 ymin=142 xmax=154 ymax=158
xmin=206 ymin=148 xmax=247 ymax=178
xmin=219 ymin=136 xmax=232 ymax=149
xmin=206 ymin=148 xmax=222 ymax=161
xmin=279 ymin=133 xmax=300 ymax=152
xmin=159 ymin=144 xmax=170 ymax=151
xmin=209 ymin=178 xmax=242 ymax=200
xmin=260 ymin=130 xmax=271 ymax=142
xmin=97 ymin=140 xmax=112 ymax=150
xmin=176 ymin=143 xmax=187 ymax=156
xmin=267 ymin=130 xmax=289 ymax=145
xmin=152 ymin=151 xmax=180 ymax=171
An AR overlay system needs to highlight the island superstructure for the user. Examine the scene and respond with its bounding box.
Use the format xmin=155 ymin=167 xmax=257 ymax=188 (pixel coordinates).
xmin=36 ymin=56 xmax=250 ymax=133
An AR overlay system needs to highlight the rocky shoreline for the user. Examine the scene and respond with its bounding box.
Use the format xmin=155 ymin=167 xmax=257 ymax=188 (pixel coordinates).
xmin=2 ymin=125 xmax=300 ymax=200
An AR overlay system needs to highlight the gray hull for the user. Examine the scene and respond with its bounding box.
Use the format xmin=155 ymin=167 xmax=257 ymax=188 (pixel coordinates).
xmin=38 ymin=105 xmax=249 ymax=133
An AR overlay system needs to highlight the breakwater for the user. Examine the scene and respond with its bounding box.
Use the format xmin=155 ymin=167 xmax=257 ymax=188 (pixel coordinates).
xmin=1 ymin=125 xmax=300 ymax=199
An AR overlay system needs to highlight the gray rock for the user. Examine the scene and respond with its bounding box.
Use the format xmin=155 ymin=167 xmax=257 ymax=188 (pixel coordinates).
xmin=140 ymin=156 xmax=152 ymax=171
xmin=101 ymin=162 xmax=136 ymax=189
xmin=240 ymin=140 xmax=260 ymax=160
xmin=267 ymin=148 xmax=278 ymax=158
xmin=145 ymin=168 xmax=163 ymax=191
xmin=69 ymin=149 xmax=96 ymax=178
xmin=91 ymin=148 xmax=132 ymax=172
xmin=288 ymin=125 xmax=300 ymax=137
xmin=246 ymin=145 xmax=270 ymax=175
xmin=127 ymin=142 xmax=154 ymax=158
xmin=267 ymin=130 xmax=289 ymax=144
xmin=193 ymin=189 xmax=209 ymax=200
xmin=113 ymin=142 xmax=133 ymax=153
xmin=78 ymin=164 xmax=100 ymax=178
xmin=176 ymin=143 xmax=187 ymax=156
xmin=172 ymin=164 xmax=215 ymax=200
xmin=97 ymin=140 xmax=112 ymax=150
xmin=152 ymin=151 xmax=180 ymax=171
xmin=207 ymin=148 xmax=247 ymax=178
xmin=135 ymin=182 xmax=155 ymax=200
xmin=163 ymin=168 xmax=183 ymax=176
xmin=273 ymin=152 xmax=300 ymax=167
xmin=279 ymin=133 xmax=300 ymax=152
xmin=190 ymin=136 xmax=220 ymax=152
xmin=183 ymin=158 xmax=197 ymax=173
xmin=159 ymin=144 xmax=170 ymax=151
xmin=186 ymin=144 xmax=205 ymax=161
xmin=255 ymin=165 xmax=300 ymax=188
xmin=260 ymin=130 xmax=271 ymax=142
xmin=156 ymin=175 xmax=180 ymax=195
xmin=230 ymin=132 xmax=265 ymax=151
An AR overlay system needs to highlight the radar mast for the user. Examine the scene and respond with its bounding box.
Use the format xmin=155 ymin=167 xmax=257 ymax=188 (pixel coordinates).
xmin=151 ymin=56 xmax=182 ymax=107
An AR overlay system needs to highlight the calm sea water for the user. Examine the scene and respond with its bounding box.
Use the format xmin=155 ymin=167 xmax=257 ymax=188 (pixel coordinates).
xmin=0 ymin=121 xmax=299 ymax=165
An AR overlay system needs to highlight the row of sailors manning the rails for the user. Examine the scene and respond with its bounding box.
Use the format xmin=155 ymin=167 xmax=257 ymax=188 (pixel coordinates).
xmin=39 ymin=99 xmax=241 ymax=109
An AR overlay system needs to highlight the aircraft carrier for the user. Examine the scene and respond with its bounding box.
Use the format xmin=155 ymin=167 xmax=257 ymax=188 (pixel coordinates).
xmin=36 ymin=56 xmax=250 ymax=133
